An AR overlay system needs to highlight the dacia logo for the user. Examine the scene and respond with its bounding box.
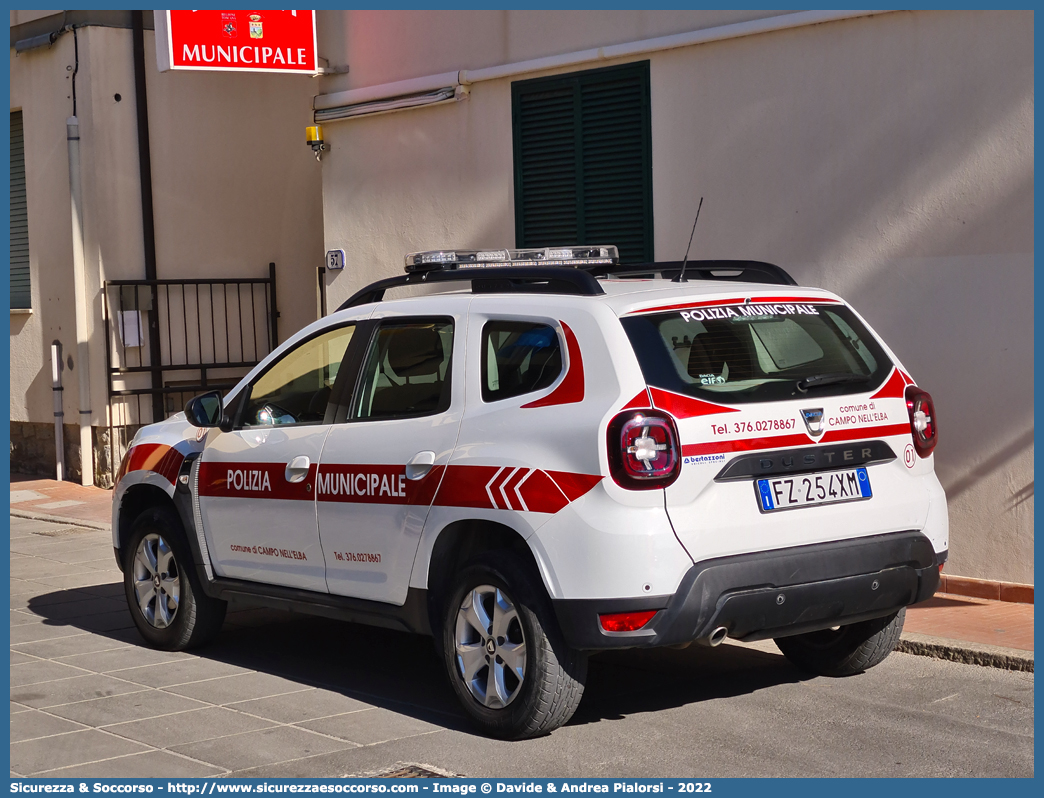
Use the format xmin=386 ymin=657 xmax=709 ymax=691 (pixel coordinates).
xmin=801 ymin=408 xmax=825 ymax=437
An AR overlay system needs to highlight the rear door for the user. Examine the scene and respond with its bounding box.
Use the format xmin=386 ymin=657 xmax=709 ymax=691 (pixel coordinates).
xmin=619 ymin=295 xmax=925 ymax=561
xmin=316 ymin=300 xmax=468 ymax=604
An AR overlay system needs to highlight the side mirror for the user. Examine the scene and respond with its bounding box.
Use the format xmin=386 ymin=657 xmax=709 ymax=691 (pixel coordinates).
xmin=185 ymin=391 xmax=226 ymax=430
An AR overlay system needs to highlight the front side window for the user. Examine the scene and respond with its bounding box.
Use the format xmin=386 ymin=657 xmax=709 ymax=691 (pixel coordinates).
xmin=482 ymin=321 xmax=562 ymax=402
xmin=241 ymin=324 xmax=355 ymax=426
xmin=621 ymin=303 xmax=890 ymax=404
xmin=354 ymin=321 xmax=453 ymax=420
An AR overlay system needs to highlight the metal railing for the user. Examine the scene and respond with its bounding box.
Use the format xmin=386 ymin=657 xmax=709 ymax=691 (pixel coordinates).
xmin=103 ymin=263 xmax=279 ymax=482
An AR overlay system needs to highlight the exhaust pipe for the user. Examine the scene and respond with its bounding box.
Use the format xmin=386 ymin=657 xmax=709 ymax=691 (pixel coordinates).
xmin=697 ymin=626 xmax=729 ymax=647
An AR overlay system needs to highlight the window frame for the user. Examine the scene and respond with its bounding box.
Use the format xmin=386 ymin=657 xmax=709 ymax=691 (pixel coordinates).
xmin=230 ymin=321 xmax=360 ymax=430
xmin=345 ymin=316 xmax=456 ymax=423
xmin=480 ymin=319 xmax=564 ymax=404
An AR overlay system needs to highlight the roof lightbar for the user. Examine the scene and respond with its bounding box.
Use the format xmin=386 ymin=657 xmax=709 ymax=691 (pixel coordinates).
xmin=405 ymin=245 xmax=618 ymax=273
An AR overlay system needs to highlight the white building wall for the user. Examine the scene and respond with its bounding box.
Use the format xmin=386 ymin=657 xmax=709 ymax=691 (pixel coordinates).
xmin=10 ymin=22 xmax=325 ymax=429
xmin=314 ymin=10 xmax=1033 ymax=584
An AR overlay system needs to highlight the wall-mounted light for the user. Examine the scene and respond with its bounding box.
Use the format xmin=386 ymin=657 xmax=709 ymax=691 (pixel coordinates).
xmin=306 ymin=125 xmax=325 ymax=161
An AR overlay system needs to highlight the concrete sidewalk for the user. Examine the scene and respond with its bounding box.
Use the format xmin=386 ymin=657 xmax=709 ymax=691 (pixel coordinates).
xmin=9 ymin=474 xmax=1034 ymax=671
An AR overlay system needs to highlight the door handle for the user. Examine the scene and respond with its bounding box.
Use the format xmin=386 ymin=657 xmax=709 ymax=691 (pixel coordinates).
xmin=285 ymin=456 xmax=310 ymax=484
xmin=405 ymin=451 xmax=436 ymax=481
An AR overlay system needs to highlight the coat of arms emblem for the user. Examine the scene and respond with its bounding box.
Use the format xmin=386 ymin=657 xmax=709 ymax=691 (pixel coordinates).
xmin=220 ymin=12 xmax=237 ymax=38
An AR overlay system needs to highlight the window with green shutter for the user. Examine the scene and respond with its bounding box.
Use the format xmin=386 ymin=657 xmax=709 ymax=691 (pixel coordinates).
xmin=512 ymin=61 xmax=653 ymax=264
xmin=10 ymin=110 xmax=31 ymax=309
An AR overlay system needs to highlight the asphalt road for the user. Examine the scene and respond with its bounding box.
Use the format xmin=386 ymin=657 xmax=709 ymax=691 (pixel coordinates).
xmin=10 ymin=515 xmax=1034 ymax=778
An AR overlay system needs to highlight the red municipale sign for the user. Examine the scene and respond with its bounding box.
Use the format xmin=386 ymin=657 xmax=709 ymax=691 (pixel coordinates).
xmin=156 ymin=10 xmax=317 ymax=74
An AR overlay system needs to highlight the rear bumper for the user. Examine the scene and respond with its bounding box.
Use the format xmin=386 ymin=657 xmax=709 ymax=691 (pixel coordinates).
xmin=553 ymin=530 xmax=944 ymax=650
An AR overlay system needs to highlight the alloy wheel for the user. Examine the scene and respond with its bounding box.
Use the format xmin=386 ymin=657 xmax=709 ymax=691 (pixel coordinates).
xmin=454 ymin=584 xmax=527 ymax=708
xmin=132 ymin=533 xmax=181 ymax=628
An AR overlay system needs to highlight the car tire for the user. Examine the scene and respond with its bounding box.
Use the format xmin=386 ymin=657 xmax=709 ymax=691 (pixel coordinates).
xmin=774 ymin=607 xmax=906 ymax=677
xmin=441 ymin=551 xmax=587 ymax=739
xmin=123 ymin=506 xmax=226 ymax=651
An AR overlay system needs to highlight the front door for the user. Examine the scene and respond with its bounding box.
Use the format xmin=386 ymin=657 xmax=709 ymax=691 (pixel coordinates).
xmin=197 ymin=322 xmax=358 ymax=593
xmin=317 ymin=306 xmax=467 ymax=604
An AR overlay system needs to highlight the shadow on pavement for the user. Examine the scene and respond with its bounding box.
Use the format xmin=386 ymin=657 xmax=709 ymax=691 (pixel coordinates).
xmin=26 ymin=585 xmax=813 ymax=735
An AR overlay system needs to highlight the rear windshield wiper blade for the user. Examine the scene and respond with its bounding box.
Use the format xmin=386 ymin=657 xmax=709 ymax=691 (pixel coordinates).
xmin=796 ymin=373 xmax=870 ymax=392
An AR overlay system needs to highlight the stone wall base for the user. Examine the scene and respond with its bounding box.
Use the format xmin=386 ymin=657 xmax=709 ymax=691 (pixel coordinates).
xmin=9 ymin=421 xmax=134 ymax=489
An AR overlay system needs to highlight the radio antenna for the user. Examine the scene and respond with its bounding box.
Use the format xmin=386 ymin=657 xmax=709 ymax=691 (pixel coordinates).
xmin=674 ymin=196 xmax=703 ymax=283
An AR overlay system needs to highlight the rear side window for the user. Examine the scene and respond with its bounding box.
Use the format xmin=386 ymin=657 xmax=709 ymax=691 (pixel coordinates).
xmin=482 ymin=321 xmax=562 ymax=402
xmin=620 ymin=303 xmax=890 ymax=404
xmin=354 ymin=320 xmax=453 ymax=420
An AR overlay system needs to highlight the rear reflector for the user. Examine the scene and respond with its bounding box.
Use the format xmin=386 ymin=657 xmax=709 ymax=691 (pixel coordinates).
xmin=599 ymin=610 xmax=657 ymax=632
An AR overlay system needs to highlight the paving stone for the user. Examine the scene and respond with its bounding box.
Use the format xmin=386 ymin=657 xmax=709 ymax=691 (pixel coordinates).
xmin=10 ymin=490 xmax=49 ymax=503
xmin=35 ymin=500 xmax=87 ymax=510
xmin=11 ymin=701 xmax=33 ymax=714
xmin=9 ymin=585 xmax=94 ymax=608
xmin=10 ymin=610 xmax=42 ymax=627
xmin=299 ymin=708 xmax=443 ymax=746
xmin=9 ymin=622 xmax=88 ymax=645
xmin=113 ymin=657 xmax=253 ymax=689
xmin=9 ymin=559 xmax=86 ymax=580
xmin=80 ymin=583 xmax=128 ymax=599
xmin=78 ymin=609 xmax=135 ymax=633
xmin=32 ymin=539 xmax=116 ymax=556
xmin=10 ymin=709 xmax=89 ymax=743
xmin=10 ymin=660 xmax=90 ymax=687
xmin=47 ymin=688 xmax=210 ymax=727
xmin=46 ymin=548 xmax=121 ymax=566
xmin=11 ymin=650 xmax=37 ymax=665
xmin=41 ymin=750 xmax=225 ymax=778
xmin=11 ymin=673 xmax=147 ymax=709
xmin=165 ymin=671 xmax=313 ymax=705
xmin=21 ymin=596 xmax=128 ymax=622
xmin=228 ymin=688 xmax=374 ymax=724
xmin=80 ymin=558 xmax=124 ymax=570
xmin=56 ymin=645 xmax=193 ymax=674
xmin=10 ymin=729 xmax=151 ymax=775
xmin=33 ymin=572 xmax=120 ymax=590
xmin=105 ymin=706 xmax=279 ymax=749
xmin=8 ymin=543 xmax=77 ymax=559
xmin=12 ymin=633 xmax=132 ymax=660
xmin=172 ymin=725 xmax=355 ymax=771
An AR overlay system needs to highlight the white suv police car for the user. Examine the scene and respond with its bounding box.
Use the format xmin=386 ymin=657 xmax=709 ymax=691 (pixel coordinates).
xmin=112 ymin=247 xmax=946 ymax=739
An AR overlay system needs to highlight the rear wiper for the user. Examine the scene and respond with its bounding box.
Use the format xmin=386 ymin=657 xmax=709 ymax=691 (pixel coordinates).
xmin=796 ymin=373 xmax=870 ymax=393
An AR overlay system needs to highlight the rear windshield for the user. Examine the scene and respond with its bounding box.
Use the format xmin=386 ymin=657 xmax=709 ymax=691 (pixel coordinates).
xmin=620 ymin=302 xmax=891 ymax=404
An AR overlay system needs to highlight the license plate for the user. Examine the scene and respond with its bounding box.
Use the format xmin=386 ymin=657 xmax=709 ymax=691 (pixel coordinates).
xmin=756 ymin=467 xmax=872 ymax=512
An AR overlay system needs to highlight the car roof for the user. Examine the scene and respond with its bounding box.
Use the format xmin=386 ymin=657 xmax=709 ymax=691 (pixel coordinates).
xmin=592 ymin=278 xmax=842 ymax=316
xmin=326 ymin=276 xmax=843 ymax=322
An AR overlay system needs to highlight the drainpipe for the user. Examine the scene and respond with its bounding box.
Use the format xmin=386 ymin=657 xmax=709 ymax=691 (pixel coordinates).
xmin=131 ymin=10 xmax=165 ymax=424
xmin=67 ymin=115 xmax=94 ymax=487
xmin=50 ymin=342 xmax=65 ymax=482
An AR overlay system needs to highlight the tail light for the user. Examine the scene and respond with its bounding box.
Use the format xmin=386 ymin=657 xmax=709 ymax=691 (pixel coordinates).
xmin=607 ymin=409 xmax=681 ymax=489
xmin=905 ymin=385 xmax=937 ymax=458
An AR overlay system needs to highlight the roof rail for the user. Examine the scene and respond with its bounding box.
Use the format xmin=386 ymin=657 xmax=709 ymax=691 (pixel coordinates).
xmin=336 ymin=267 xmax=605 ymax=311
xmin=585 ymin=260 xmax=798 ymax=286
